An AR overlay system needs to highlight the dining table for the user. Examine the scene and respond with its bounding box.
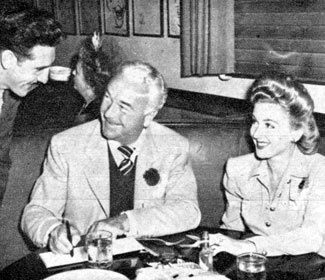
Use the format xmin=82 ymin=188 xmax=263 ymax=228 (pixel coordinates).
xmin=1 ymin=227 xmax=325 ymax=280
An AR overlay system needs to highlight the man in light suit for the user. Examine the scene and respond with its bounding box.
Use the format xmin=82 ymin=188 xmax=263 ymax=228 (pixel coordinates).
xmin=21 ymin=60 xmax=201 ymax=254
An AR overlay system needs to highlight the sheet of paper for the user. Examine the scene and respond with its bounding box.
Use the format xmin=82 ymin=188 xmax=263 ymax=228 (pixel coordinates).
xmin=39 ymin=237 xmax=145 ymax=268
xmin=39 ymin=246 xmax=87 ymax=269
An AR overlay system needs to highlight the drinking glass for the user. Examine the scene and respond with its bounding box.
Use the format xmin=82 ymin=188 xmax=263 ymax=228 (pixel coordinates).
xmin=85 ymin=230 xmax=113 ymax=269
xmin=237 ymin=252 xmax=267 ymax=280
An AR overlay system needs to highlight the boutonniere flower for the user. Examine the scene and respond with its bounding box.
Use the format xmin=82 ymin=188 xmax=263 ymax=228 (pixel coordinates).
xmin=143 ymin=168 xmax=160 ymax=186
xmin=298 ymin=177 xmax=309 ymax=190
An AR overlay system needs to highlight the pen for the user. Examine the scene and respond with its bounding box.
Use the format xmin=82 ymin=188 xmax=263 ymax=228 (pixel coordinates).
xmin=65 ymin=219 xmax=74 ymax=257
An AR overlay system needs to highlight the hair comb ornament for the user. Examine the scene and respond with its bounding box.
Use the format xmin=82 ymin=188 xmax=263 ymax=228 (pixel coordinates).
xmin=91 ymin=31 xmax=102 ymax=52
xmin=78 ymin=31 xmax=105 ymax=74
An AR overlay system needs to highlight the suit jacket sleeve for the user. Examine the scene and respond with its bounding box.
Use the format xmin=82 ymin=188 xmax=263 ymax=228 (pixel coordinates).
xmin=21 ymin=136 xmax=68 ymax=248
xmin=220 ymin=158 xmax=246 ymax=232
xmin=125 ymin=136 xmax=201 ymax=237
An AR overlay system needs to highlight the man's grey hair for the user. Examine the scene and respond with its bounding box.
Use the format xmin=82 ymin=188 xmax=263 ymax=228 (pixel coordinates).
xmin=110 ymin=60 xmax=167 ymax=111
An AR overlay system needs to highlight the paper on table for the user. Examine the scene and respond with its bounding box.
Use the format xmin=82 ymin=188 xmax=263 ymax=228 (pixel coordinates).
xmin=39 ymin=246 xmax=87 ymax=269
xmin=40 ymin=237 xmax=145 ymax=268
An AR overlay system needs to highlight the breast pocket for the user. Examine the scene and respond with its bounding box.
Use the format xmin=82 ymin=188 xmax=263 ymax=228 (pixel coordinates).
xmin=288 ymin=180 xmax=309 ymax=218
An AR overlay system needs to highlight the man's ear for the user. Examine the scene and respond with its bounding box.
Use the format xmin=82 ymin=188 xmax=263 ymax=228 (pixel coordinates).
xmin=144 ymin=109 xmax=158 ymax=128
xmin=1 ymin=50 xmax=18 ymax=69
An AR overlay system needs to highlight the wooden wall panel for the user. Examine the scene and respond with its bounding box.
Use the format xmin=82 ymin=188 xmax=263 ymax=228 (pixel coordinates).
xmin=235 ymin=0 xmax=325 ymax=13
xmin=234 ymin=0 xmax=325 ymax=83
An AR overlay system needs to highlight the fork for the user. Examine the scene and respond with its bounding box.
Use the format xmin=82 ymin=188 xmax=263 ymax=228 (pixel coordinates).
xmin=137 ymin=237 xmax=185 ymax=246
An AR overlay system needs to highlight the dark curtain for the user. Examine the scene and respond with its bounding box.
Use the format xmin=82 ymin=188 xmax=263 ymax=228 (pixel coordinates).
xmin=181 ymin=0 xmax=234 ymax=77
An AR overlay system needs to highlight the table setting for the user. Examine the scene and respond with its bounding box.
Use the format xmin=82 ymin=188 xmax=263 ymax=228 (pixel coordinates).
xmin=2 ymin=227 xmax=325 ymax=280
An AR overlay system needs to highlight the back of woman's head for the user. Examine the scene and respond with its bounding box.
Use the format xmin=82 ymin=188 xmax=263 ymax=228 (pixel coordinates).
xmin=247 ymin=72 xmax=320 ymax=154
xmin=73 ymin=32 xmax=112 ymax=98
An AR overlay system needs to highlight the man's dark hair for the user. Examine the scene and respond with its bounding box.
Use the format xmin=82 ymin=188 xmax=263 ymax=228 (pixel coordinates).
xmin=0 ymin=2 xmax=64 ymax=60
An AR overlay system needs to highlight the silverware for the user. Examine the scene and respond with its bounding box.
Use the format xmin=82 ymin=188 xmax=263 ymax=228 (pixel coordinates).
xmin=185 ymin=234 xmax=200 ymax=241
xmin=137 ymin=237 xmax=185 ymax=246
xmin=178 ymin=240 xmax=205 ymax=248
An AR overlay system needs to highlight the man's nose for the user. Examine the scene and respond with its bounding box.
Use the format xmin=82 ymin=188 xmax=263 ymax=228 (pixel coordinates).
xmin=37 ymin=68 xmax=50 ymax=84
xmin=103 ymin=101 xmax=119 ymax=118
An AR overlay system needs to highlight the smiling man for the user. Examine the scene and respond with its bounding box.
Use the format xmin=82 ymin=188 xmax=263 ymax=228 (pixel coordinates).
xmin=0 ymin=4 xmax=64 ymax=203
xmin=21 ymin=60 xmax=201 ymax=255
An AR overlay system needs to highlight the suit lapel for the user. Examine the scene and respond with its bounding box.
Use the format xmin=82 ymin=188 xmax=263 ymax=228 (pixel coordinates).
xmin=83 ymin=122 xmax=110 ymax=217
xmin=134 ymin=126 xmax=160 ymax=206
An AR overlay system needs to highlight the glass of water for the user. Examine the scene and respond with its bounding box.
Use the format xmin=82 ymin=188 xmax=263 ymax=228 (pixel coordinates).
xmin=85 ymin=230 xmax=113 ymax=269
xmin=237 ymin=252 xmax=267 ymax=280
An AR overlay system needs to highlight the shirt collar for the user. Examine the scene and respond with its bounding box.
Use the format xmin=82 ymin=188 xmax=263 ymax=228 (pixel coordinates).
xmin=249 ymin=146 xmax=309 ymax=179
xmin=108 ymin=129 xmax=147 ymax=162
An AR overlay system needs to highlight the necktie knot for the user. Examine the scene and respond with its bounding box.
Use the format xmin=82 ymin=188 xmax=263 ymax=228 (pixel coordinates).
xmin=118 ymin=145 xmax=134 ymax=158
xmin=118 ymin=145 xmax=134 ymax=175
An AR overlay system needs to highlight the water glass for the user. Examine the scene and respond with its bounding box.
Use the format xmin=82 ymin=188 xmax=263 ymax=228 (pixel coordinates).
xmin=85 ymin=230 xmax=113 ymax=269
xmin=237 ymin=252 xmax=267 ymax=280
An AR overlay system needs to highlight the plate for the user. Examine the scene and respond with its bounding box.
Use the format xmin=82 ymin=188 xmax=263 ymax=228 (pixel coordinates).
xmin=44 ymin=269 xmax=129 ymax=280
xmin=50 ymin=66 xmax=71 ymax=81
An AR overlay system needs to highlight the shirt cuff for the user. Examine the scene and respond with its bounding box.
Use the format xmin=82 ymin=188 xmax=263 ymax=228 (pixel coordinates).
xmin=121 ymin=210 xmax=139 ymax=237
xmin=41 ymin=220 xmax=62 ymax=248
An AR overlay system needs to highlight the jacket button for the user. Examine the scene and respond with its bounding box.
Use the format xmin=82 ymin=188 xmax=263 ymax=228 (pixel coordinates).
xmin=270 ymin=207 xmax=275 ymax=211
xmin=265 ymin=222 xmax=271 ymax=227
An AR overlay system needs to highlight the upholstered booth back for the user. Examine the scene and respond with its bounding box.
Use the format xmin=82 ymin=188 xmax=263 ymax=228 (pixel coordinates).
xmin=0 ymin=117 xmax=251 ymax=269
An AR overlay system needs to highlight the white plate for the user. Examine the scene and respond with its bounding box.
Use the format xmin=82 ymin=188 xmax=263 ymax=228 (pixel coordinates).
xmin=44 ymin=269 xmax=129 ymax=280
xmin=50 ymin=66 xmax=71 ymax=81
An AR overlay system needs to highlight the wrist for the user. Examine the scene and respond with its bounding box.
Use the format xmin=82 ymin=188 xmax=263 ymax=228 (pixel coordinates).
xmin=245 ymin=240 xmax=257 ymax=252
xmin=119 ymin=213 xmax=130 ymax=233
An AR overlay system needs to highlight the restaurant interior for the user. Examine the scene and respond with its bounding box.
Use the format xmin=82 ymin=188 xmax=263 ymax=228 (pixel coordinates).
xmin=2 ymin=0 xmax=325 ymax=279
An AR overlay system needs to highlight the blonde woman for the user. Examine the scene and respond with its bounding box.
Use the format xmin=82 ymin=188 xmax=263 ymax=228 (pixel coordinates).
xmin=211 ymin=73 xmax=325 ymax=257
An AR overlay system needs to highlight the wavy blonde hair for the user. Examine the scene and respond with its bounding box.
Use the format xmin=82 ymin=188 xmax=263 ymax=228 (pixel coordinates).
xmin=248 ymin=72 xmax=320 ymax=154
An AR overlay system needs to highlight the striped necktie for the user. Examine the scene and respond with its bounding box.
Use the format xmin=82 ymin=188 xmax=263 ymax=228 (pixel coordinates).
xmin=118 ymin=145 xmax=134 ymax=175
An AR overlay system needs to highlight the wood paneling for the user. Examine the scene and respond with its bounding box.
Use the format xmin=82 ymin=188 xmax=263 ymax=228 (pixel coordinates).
xmin=234 ymin=0 xmax=325 ymax=83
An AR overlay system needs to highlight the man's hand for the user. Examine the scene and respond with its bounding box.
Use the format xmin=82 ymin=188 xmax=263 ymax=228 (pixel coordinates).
xmin=48 ymin=223 xmax=81 ymax=254
xmin=89 ymin=214 xmax=130 ymax=237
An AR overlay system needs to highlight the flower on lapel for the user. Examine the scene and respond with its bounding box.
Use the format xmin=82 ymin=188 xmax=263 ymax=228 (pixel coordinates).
xmin=143 ymin=168 xmax=160 ymax=186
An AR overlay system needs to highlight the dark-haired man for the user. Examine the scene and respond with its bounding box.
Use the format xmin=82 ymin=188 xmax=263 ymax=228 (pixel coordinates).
xmin=0 ymin=4 xmax=64 ymax=203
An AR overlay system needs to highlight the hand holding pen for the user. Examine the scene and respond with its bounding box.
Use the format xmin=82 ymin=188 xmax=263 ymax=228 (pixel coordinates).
xmin=65 ymin=220 xmax=74 ymax=257
xmin=48 ymin=220 xmax=81 ymax=255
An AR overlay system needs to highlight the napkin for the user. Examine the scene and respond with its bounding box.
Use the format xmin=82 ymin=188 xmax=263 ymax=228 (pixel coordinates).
xmin=40 ymin=237 xmax=145 ymax=268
